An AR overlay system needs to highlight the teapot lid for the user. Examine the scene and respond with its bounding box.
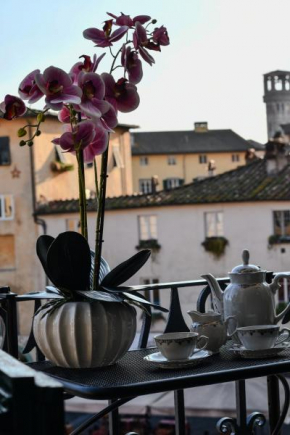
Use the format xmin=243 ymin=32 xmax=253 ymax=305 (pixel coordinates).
xmin=230 ymin=250 xmax=261 ymax=274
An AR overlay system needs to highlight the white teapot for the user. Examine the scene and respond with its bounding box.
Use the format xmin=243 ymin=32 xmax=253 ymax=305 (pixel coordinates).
xmin=201 ymin=249 xmax=290 ymax=339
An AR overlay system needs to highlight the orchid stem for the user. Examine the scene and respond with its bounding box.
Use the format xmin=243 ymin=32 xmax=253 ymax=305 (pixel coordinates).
xmin=93 ymin=158 xmax=99 ymax=290
xmin=76 ymin=149 xmax=88 ymax=240
xmin=94 ymin=134 xmax=110 ymax=288
xmin=76 ymin=112 xmax=88 ymax=240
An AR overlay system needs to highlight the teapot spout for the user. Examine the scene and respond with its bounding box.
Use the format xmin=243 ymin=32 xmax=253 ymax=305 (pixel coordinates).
xmin=201 ymin=273 xmax=224 ymax=316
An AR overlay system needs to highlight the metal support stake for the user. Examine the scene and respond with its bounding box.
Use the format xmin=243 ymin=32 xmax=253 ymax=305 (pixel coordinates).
xmin=109 ymin=399 xmax=120 ymax=435
xmin=268 ymin=375 xmax=281 ymax=435
xmin=174 ymin=390 xmax=186 ymax=435
xmin=235 ymin=380 xmax=247 ymax=434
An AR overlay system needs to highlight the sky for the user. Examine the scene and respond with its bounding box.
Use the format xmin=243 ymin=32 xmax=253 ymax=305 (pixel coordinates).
xmin=1 ymin=0 xmax=290 ymax=143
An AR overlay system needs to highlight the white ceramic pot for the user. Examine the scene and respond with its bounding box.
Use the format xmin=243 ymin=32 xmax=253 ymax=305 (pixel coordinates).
xmin=33 ymin=301 xmax=136 ymax=368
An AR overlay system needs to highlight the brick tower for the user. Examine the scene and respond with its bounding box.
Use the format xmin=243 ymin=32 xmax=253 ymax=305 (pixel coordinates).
xmin=263 ymin=70 xmax=290 ymax=139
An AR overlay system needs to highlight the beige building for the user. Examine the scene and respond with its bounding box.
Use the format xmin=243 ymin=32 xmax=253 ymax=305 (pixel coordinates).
xmin=0 ymin=112 xmax=134 ymax=331
xmin=36 ymin=139 xmax=290 ymax=330
xmin=131 ymin=122 xmax=264 ymax=194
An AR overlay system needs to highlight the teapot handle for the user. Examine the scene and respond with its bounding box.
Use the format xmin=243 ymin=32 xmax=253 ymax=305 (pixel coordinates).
xmin=270 ymin=273 xmax=290 ymax=294
xmin=271 ymin=273 xmax=290 ymax=323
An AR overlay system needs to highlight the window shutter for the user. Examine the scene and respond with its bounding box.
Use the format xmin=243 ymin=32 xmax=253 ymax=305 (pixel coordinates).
xmin=163 ymin=180 xmax=168 ymax=190
xmin=179 ymin=179 xmax=184 ymax=186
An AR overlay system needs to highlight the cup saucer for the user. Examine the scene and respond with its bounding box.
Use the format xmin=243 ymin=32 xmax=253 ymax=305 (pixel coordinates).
xmin=229 ymin=342 xmax=290 ymax=359
xmin=144 ymin=349 xmax=213 ymax=369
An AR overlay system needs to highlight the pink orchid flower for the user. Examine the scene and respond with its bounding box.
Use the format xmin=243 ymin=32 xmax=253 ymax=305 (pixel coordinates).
xmin=101 ymin=73 xmax=140 ymax=113
xmin=153 ymin=26 xmax=170 ymax=46
xmin=0 ymin=95 xmax=26 ymax=120
xmin=18 ymin=69 xmax=44 ymax=104
xmin=83 ymin=126 xmax=108 ymax=162
xmin=83 ymin=20 xmax=128 ymax=48
xmin=121 ymin=46 xmax=143 ymax=84
xmin=58 ymin=106 xmax=71 ymax=123
xmin=101 ymin=104 xmax=118 ymax=130
xmin=133 ymin=22 xmax=158 ymax=66
xmin=52 ymin=121 xmax=108 ymax=162
xmin=35 ymin=66 xmax=82 ymax=110
xmin=77 ymin=72 xmax=110 ymax=119
xmin=107 ymin=12 xmax=151 ymax=27
xmin=70 ymin=54 xmax=105 ymax=84
xmin=52 ymin=121 xmax=96 ymax=152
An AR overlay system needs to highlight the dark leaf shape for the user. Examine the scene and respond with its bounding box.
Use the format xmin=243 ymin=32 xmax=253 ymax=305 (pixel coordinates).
xmin=36 ymin=235 xmax=55 ymax=283
xmin=47 ymin=232 xmax=91 ymax=291
xmin=123 ymin=291 xmax=168 ymax=313
xmin=76 ymin=290 xmax=123 ymax=303
xmin=101 ymin=249 xmax=151 ymax=287
xmin=101 ymin=286 xmax=168 ymax=312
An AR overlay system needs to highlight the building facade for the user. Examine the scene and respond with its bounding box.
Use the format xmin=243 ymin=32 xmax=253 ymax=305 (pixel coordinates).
xmin=36 ymin=145 xmax=290 ymax=330
xmin=131 ymin=123 xmax=264 ymax=194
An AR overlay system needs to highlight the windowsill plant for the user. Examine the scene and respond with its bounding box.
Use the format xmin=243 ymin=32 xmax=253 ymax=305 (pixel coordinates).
xmin=201 ymin=236 xmax=229 ymax=258
xmin=1 ymin=11 xmax=170 ymax=368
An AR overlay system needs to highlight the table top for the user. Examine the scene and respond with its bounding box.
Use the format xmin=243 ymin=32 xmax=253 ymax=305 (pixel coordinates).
xmin=28 ymin=342 xmax=290 ymax=400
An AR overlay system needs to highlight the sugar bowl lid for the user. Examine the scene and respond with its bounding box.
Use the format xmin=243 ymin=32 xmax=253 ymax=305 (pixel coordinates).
xmin=230 ymin=249 xmax=261 ymax=274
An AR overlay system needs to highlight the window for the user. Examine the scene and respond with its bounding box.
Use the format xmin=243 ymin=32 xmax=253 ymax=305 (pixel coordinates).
xmin=140 ymin=156 xmax=148 ymax=166
xmin=139 ymin=179 xmax=153 ymax=194
xmin=0 ymin=137 xmax=11 ymax=166
xmin=199 ymin=155 xmax=207 ymax=164
xmin=273 ymin=211 xmax=290 ymax=236
xmin=163 ymin=178 xmax=184 ymax=189
xmin=112 ymin=146 xmax=124 ymax=168
xmin=138 ymin=215 xmax=157 ymax=241
xmin=205 ymin=211 xmax=224 ymax=237
xmin=0 ymin=235 xmax=15 ymax=269
xmin=232 ymin=154 xmax=240 ymax=162
xmin=66 ymin=218 xmax=80 ymax=232
xmin=0 ymin=195 xmax=14 ymax=220
xmin=167 ymin=156 xmax=176 ymax=165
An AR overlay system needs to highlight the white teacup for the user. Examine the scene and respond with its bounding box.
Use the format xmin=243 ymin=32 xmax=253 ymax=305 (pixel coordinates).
xmin=154 ymin=332 xmax=209 ymax=361
xmin=236 ymin=325 xmax=290 ymax=350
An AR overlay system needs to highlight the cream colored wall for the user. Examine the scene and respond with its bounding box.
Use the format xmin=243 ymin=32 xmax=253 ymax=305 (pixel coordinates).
xmin=132 ymin=152 xmax=247 ymax=193
xmin=33 ymin=120 xmax=133 ymax=202
xmin=0 ymin=118 xmax=43 ymax=334
xmin=42 ymin=200 xmax=290 ymax=331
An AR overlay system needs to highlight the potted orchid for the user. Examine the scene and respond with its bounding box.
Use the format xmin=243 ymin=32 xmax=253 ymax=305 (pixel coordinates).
xmin=1 ymin=12 xmax=169 ymax=368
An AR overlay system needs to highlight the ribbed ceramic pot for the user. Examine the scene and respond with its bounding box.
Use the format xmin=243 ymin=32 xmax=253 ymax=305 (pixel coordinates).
xmin=33 ymin=301 xmax=137 ymax=368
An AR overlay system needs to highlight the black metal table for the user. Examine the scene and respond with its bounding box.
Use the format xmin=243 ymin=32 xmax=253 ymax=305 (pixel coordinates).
xmin=28 ymin=343 xmax=290 ymax=400
xmin=27 ymin=342 xmax=290 ymax=435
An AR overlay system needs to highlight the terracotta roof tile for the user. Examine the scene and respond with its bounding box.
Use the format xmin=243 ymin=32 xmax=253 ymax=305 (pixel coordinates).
xmin=35 ymin=159 xmax=290 ymax=215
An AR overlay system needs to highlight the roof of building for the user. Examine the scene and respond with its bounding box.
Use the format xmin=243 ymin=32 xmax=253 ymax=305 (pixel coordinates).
xmin=0 ymin=109 xmax=139 ymax=130
xmin=248 ymin=139 xmax=265 ymax=149
xmin=35 ymin=158 xmax=290 ymax=215
xmin=264 ymin=70 xmax=290 ymax=76
xmin=131 ymin=129 xmax=264 ymax=156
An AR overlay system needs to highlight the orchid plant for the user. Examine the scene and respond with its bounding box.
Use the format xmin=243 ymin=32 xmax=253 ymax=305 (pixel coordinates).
xmin=0 ymin=12 xmax=169 ymax=315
